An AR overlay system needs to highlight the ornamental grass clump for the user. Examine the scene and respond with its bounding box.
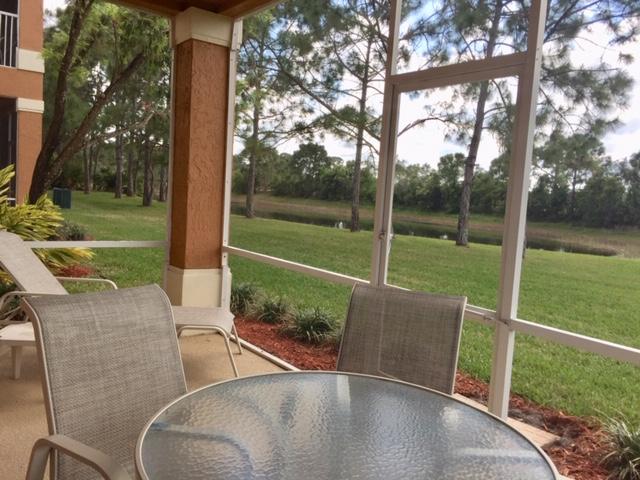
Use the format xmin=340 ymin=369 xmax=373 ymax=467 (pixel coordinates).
xmin=282 ymin=307 xmax=338 ymax=345
xmin=252 ymin=296 xmax=293 ymax=324
xmin=230 ymin=282 xmax=260 ymax=316
xmin=602 ymin=416 xmax=640 ymax=480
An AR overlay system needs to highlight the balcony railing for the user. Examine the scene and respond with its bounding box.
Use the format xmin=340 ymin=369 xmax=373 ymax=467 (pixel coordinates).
xmin=0 ymin=11 xmax=18 ymax=68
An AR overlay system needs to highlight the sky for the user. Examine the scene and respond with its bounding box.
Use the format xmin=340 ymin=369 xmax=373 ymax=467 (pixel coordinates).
xmin=44 ymin=0 xmax=640 ymax=170
xmin=45 ymin=0 xmax=65 ymax=9
xmin=389 ymin=25 xmax=640 ymax=169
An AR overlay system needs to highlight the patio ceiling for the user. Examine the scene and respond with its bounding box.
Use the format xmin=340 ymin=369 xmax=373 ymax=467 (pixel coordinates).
xmin=116 ymin=0 xmax=276 ymax=17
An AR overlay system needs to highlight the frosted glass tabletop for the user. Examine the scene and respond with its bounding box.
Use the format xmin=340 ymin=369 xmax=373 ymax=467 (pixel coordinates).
xmin=136 ymin=372 xmax=557 ymax=480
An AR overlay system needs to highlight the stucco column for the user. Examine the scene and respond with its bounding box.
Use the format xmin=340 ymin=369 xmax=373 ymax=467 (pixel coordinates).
xmin=164 ymin=8 xmax=234 ymax=307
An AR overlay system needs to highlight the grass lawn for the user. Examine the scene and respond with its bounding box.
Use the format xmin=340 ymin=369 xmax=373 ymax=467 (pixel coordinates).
xmin=65 ymin=192 xmax=640 ymax=423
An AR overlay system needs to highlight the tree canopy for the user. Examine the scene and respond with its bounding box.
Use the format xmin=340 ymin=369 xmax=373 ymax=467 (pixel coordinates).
xmin=38 ymin=0 xmax=640 ymax=231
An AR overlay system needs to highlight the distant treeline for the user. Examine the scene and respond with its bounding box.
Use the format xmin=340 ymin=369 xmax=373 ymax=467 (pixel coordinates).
xmin=233 ymin=141 xmax=640 ymax=229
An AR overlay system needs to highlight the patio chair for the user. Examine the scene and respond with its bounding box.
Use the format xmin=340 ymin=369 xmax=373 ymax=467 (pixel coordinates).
xmin=337 ymin=284 xmax=466 ymax=395
xmin=0 ymin=231 xmax=241 ymax=379
xmin=22 ymin=284 xmax=187 ymax=480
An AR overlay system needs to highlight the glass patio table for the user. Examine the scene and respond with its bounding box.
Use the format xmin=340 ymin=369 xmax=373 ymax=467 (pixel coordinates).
xmin=136 ymin=371 xmax=558 ymax=480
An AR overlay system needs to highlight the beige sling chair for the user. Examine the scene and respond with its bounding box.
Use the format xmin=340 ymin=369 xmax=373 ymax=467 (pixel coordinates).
xmin=23 ymin=285 xmax=187 ymax=480
xmin=337 ymin=283 xmax=467 ymax=394
xmin=0 ymin=231 xmax=241 ymax=379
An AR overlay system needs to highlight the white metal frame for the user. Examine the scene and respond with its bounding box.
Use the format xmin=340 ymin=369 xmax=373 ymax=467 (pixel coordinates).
xmin=488 ymin=0 xmax=548 ymax=416
xmin=27 ymin=241 xmax=640 ymax=371
xmin=221 ymin=247 xmax=640 ymax=368
xmin=370 ymin=0 xmax=547 ymax=417
xmin=25 ymin=240 xmax=165 ymax=248
xmin=220 ymin=19 xmax=243 ymax=311
xmin=25 ymin=0 xmax=640 ymax=422
xmin=220 ymin=0 xmax=640 ymax=420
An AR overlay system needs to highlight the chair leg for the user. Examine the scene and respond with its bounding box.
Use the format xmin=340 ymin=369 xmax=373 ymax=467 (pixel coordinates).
xmin=222 ymin=334 xmax=240 ymax=378
xmin=11 ymin=346 xmax=22 ymax=380
xmin=231 ymin=324 xmax=243 ymax=355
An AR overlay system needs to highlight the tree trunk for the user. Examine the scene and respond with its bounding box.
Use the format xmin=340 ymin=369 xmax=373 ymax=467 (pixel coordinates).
xmin=134 ymin=142 xmax=145 ymax=196
xmin=29 ymin=0 xmax=94 ymax=202
xmin=30 ymin=51 xmax=144 ymax=201
xmin=455 ymin=0 xmax=503 ymax=246
xmin=158 ymin=163 xmax=168 ymax=202
xmin=83 ymin=147 xmax=91 ymax=194
xmin=570 ymin=169 xmax=578 ymax=220
xmin=351 ymin=125 xmax=365 ymax=232
xmin=142 ymin=141 xmax=154 ymax=207
xmin=114 ymin=133 xmax=123 ymax=198
xmin=350 ymin=38 xmax=372 ymax=233
xmin=456 ymin=80 xmax=490 ymax=246
xmin=245 ymin=101 xmax=261 ymax=219
xmin=90 ymin=145 xmax=99 ymax=188
xmin=126 ymin=146 xmax=135 ymax=196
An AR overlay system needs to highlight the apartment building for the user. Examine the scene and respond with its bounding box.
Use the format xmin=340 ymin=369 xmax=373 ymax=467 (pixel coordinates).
xmin=0 ymin=0 xmax=43 ymax=202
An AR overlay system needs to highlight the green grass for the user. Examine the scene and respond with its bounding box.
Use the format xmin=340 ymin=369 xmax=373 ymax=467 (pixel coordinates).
xmin=64 ymin=191 xmax=640 ymax=423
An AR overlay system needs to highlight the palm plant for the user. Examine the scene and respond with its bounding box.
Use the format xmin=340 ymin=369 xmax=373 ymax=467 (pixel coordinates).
xmin=231 ymin=282 xmax=260 ymax=316
xmin=251 ymin=296 xmax=293 ymax=324
xmin=282 ymin=307 xmax=337 ymax=345
xmin=0 ymin=165 xmax=93 ymax=284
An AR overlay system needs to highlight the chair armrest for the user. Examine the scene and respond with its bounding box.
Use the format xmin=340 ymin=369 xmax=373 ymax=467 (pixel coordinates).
xmin=26 ymin=434 xmax=132 ymax=480
xmin=1 ymin=290 xmax=29 ymax=307
xmin=55 ymin=277 xmax=118 ymax=290
xmin=0 ymin=290 xmax=62 ymax=322
xmin=0 ymin=290 xmax=54 ymax=312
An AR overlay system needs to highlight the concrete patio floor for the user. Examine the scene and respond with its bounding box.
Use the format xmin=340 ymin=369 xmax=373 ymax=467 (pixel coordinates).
xmin=0 ymin=332 xmax=564 ymax=479
xmin=0 ymin=333 xmax=282 ymax=480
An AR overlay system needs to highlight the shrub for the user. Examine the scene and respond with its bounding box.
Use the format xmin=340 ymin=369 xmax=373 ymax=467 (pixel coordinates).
xmin=252 ymin=297 xmax=293 ymax=324
xmin=231 ymin=282 xmax=260 ymax=316
xmin=602 ymin=416 xmax=640 ymax=480
xmin=282 ymin=307 xmax=338 ymax=345
xmin=0 ymin=165 xmax=93 ymax=285
xmin=56 ymin=220 xmax=88 ymax=241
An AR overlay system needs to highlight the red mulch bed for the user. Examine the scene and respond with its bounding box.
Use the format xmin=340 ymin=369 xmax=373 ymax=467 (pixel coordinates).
xmin=55 ymin=264 xmax=95 ymax=278
xmin=236 ymin=317 xmax=338 ymax=370
xmin=235 ymin=316 xmax=610 ymax=480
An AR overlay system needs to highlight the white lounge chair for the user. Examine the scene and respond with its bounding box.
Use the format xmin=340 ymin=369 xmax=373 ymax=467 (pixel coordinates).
xmin=0 ymin=231 xmax=242 ymax=379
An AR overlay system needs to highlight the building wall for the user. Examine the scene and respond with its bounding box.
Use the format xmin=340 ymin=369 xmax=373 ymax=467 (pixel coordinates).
xmin=0 ymin=0 xmax=44 ymax=201
xmin=15 ymin=110 xmax=41 ymax=201
xmin=18 ymin=0 xmax=43 ymax=52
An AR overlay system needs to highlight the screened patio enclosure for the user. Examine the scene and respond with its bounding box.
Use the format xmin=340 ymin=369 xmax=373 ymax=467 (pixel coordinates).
xmin=30 ymin=0 xmax=640 ymax=420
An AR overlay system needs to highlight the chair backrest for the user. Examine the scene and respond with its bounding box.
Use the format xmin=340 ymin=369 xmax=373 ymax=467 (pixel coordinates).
xmin=23 ymin=285 xmax=187 ymax=480
xmin=337 ymin=284 xmax=466 ymax=395
xmin=0 ymin=231 xmax=68 ymax=294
